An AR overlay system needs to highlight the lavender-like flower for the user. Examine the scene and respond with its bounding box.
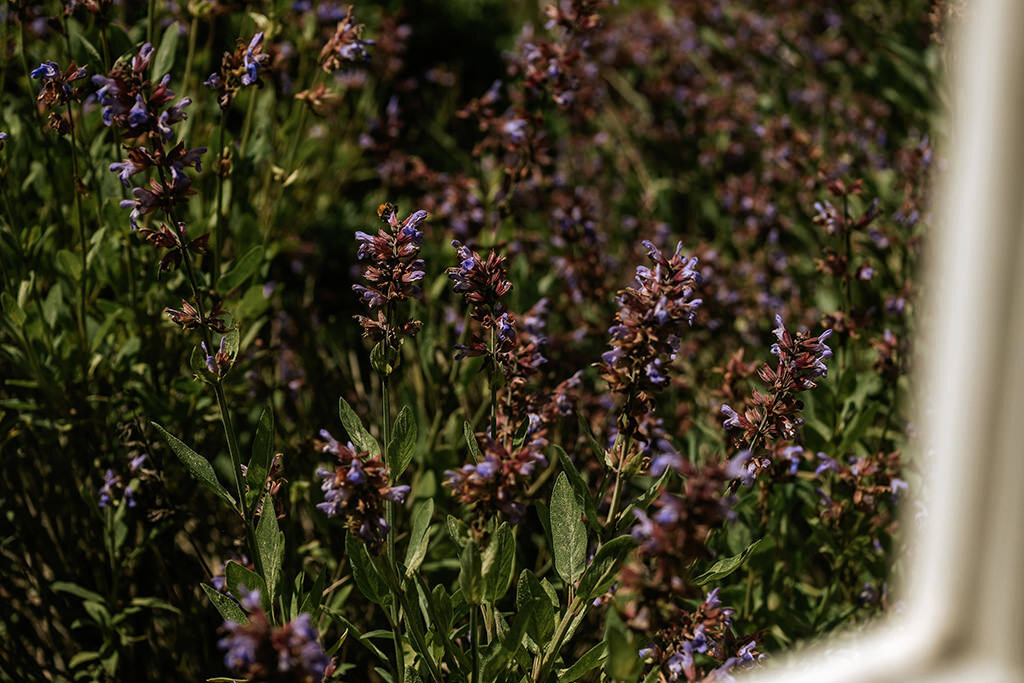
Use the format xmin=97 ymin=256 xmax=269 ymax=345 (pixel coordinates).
xmin=217 ymin=588 xmax=330 ymax=682
xmin=351 ymin=203 xmax=427 ymax=348
xmin=598 ymin=240 xmax=702 ymax=433
xmin=443 ymin=437 xmax=546 ymax=524
xmin=206 ymin=32 xmax=271 ymax=108
xmin=318 ymin=6 xmax=374 ymax=71
xmin=315 ymin=431 xmax=407 ymax=552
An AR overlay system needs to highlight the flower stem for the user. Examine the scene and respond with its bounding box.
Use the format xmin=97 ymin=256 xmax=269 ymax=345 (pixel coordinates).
xmin=65 ymin=101 xmax=89 ymax=363
xmin=213 ymin=109 xmax=226 ymax=287
xmin=381 ymin=372 xmax=405 ymax=683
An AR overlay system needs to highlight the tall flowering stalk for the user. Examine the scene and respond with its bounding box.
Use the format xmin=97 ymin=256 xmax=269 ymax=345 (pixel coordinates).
xmin=30 ymin=60 xmax=90 ymax=354
xmin=100 ymin=43 xmax=270 ymax=576
xmin=341 ymin=201 xmax=427 ymax=683
xmin=720 ymin=315 xmax=833 ymax=483
xmin=447 ymin=239 xmax=513 ymax=439
xmin=597 ymin=240 xmax=702 ymax=526
xmin=205 ymin=31 xmax=270 ymax=283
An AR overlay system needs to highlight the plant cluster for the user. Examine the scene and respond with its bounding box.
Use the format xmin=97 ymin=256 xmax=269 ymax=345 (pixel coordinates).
xmin=0 ymin=1 xmax=940 ymax=681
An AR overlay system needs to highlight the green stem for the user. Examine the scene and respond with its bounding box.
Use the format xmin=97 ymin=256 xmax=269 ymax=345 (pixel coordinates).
xmin=213 ymin=109 xmax=226 ymax=286
xmin=470 ymin=605 xmax=480 ymax=683
xmin=489 ymin=326 xmax=498 ymax=442
xmin=380 ymin=373 xmax=404 ymax=683
xmin=534 ymin=597 xmax=581 ymax=683
xmin=65 ymin=101 xmax=89 ymax=363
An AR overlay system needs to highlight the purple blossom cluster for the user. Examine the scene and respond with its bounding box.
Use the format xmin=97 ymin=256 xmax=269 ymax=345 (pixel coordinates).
xmin=636 ymin=588 xmax=762 ymax=682
xmin=318 ymin=5 xmax=374 ymax=71
xmin=97 ymin=43 xmax=205 ymax=231
xmin=205 ymin=33 xmax=271 ymax=109
xmin=629 ymin=461 xmax=732 ymax=592
xmin=598 ymin=241 xmax=702 ymax=434
xmin=351 ymin=203 xmax=427 ymax=347
xmin=218 ymin=588 xmax=331 ymax=683
xmin=315 ymin=430 xmax=409 ymax=552
xmin=443 ymin=437 xmax=547 ymax=525
xmin=721 ymin=315 xmax=832 ymax=449
xmin=30 ymin=60 xmax=89 ymax=133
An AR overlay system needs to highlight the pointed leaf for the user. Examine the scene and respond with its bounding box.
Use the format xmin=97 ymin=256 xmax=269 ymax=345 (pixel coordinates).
xmin=152 ymin=422 xmax=236 ymax=509
xmin=247 ymin=407 xmax=274 ymax=511
xmin=217 ymin=245 xmax=263 ymax=295
xmin=404 ymin=499 xmax=433 ymax=576
xmin=225 ymin=560 xmax=268 ymax=613
xmin=201 ymin=584 xmax=249 ymax=625
xmin=255 ymin=494 xmax=283 ymax=603
xmin=551 ymin=473 xmax=587 ymax=585
xmin=693 ymin=538 xmax=763 ymax=585
xmin=516 ymin=570 xmax=555 ymax=644
xmin=387 ymin=405 xmax=417 ymax=478
xmin=338 ymin=396 xmax=380 ymax=456
xmin=577 ymin=536 xmax=635 ymax=602
xmin=459 ymin=542 xmax=482 ymax=605
xmin=346 ymin=533 xmax=388 ymax=606
xmin=152 ymin=22 xmax=180 ymax=80
xmin=558 ymin=642 xmax=606 ymax=682
xmin=552 ymin=445 xmax=600 ymax=533
xmin=463 ymin=421 xmax=482 ymax=461
xmin=482 ymin=523 xmax=515 ymax=602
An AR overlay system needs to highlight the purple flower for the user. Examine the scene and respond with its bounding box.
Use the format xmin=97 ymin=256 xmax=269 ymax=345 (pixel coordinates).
xmin=30 ymin=61 xmax=60 ymax=80
xmin=721 ymin=404 xmax=742 ymax=429
xmin=814 ymin=452 xmax=840 ymax=477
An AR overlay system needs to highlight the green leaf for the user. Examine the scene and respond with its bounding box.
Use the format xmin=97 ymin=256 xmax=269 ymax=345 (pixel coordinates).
xmin=247 ymin=406 xmax=274 ymax=511
xmin=482 ymin=523 xmax=515 ymax=602
xmin=370 ymin=341 xmax=399 ymax=376
xmin=481 ymin=601 xmax=532 ymax=681
xmin=225 ymin=560 xmax=268 ymax=612
xmin=129 ymin=597 xmax=181 ymax=614
xmin=511 ymin=417 xmax=530 ymax=449
xmin=552 ymin=445 xmax=600 ymax=533
xmin=463 ymin=421 xmax=482 ymax=461
xmin=614 ymin=467 xmax=672 ymax=535
xmin=346 ymin=534 xmax=389 ymax=606
xmin=577 ymin=536 xmax=635 ymax=602
xmin=459 ymin=541 xmax=482 ymax=605
xmin=255 ymin=494 xmax=283 ymax=603
xmin=322 ymin=606 xmax=391 ymax=663
xmin=217 ymin=245 xmax=263 ymax=295
xmin=516 ymin=570 xmax=555 ymax=645
xmin=338 ymin=396 xmax=381 ymax=456
xmin=152 ymin=422 xmax=236 ymax=509
xmin=550 ymin=473 xmax=587 ymax=585
xmin=604 ymin=608 xmax=641 ymax=682
xmin=152 ymin=21 xmax=180 ymax=79
xmin=200 ymin=584 xmax=249 ymax=625
xmin=446 ymin=514 xmax=471 ymax=548
xmin=558 ymin=642 xmax=606 ymax=682
xmin=404 ymin=499 xmax=433 ymax=577
xmin=1 ymin=292 xmax=26 ymax=328
xmin=387 ymin=405 xmax=417 ymax=479
xmin=694 ymin=538 xmax=763 ymax=585
xmin=56 ymin=249 xmax=82 ymax=281
xmin=52 ymin=581 xmax=105 ymax=604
